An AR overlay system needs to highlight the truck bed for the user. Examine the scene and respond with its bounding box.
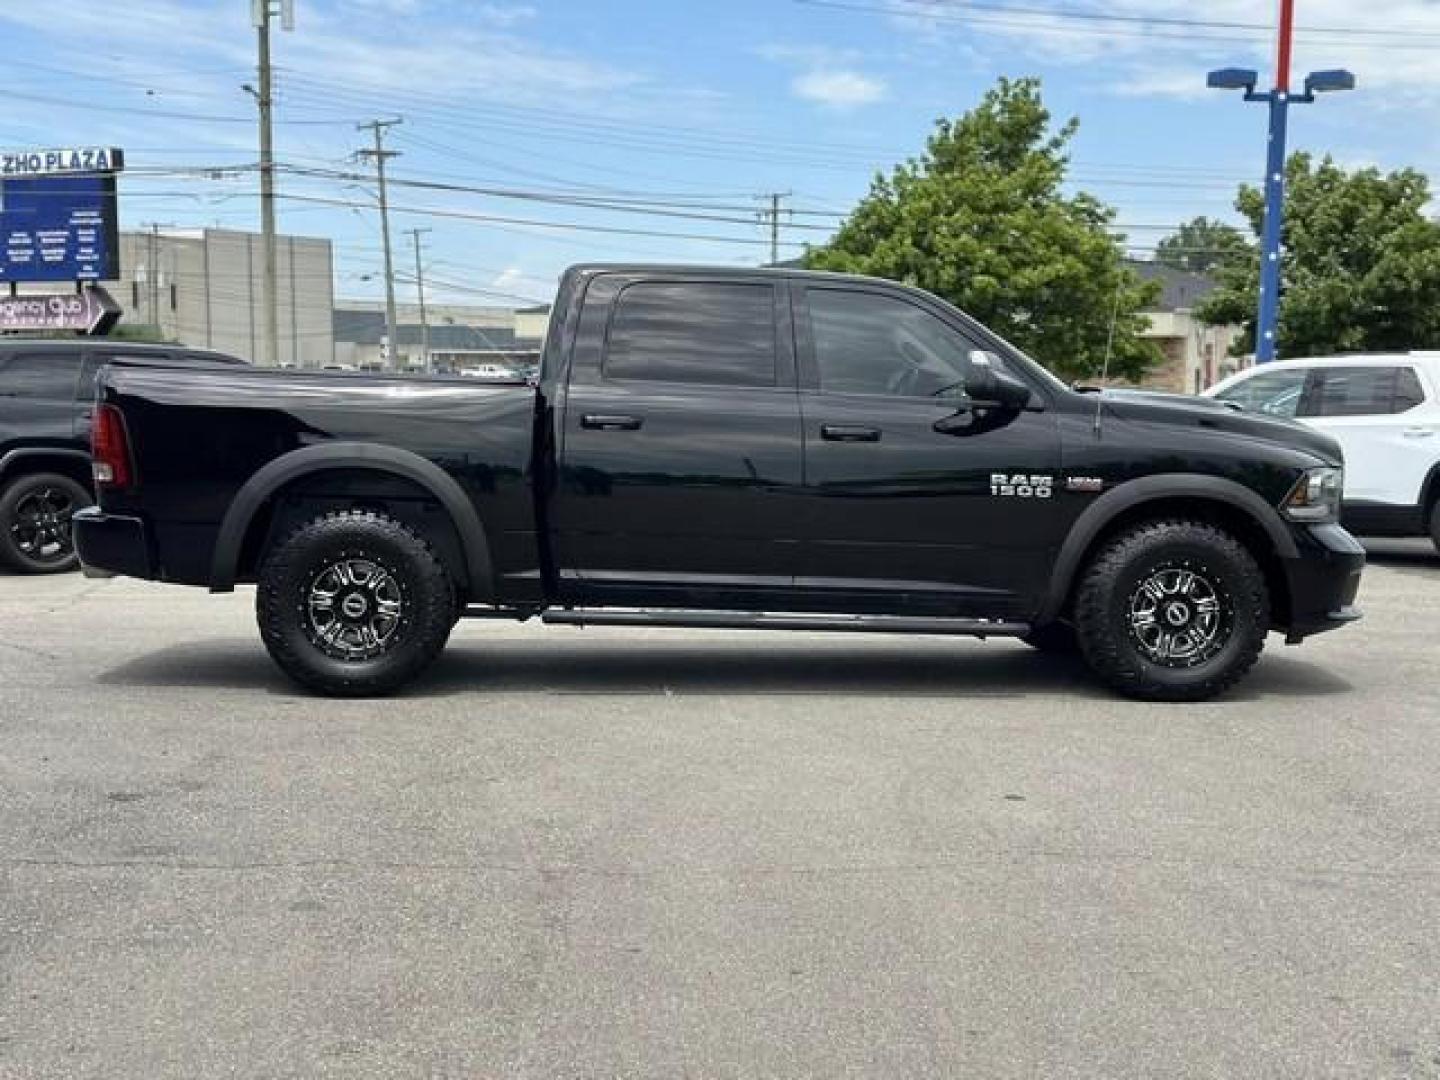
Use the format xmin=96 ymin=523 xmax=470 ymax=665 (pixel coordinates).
xmin=96 ymin=360 xmax=542 ymax=596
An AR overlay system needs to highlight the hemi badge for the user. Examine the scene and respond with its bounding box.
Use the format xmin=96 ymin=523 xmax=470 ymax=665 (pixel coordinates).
xmin=1066 ymin=476 xmax=1105 ymax=493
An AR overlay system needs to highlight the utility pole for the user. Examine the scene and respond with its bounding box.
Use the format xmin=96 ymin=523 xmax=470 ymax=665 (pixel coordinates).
xmin=1207 ymin=2 xmax=1353 ymax=363
xmin=357 ymin=118 xmax=403 ymax=371
xmin=249 ymin=0 xmax=294 ymax=368
xmin=757 ymin=191 xmax=791 ymax=266
xmin=407 ymin=227 xmax=432 ymax=373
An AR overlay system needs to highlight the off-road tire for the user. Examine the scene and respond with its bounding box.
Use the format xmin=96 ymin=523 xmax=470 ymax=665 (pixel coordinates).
xmin=256 ymin=509 xmax=455 ymax=697
xmin=0 ymin=472 xmax=92 ymax=574
xmin=1021 ymin=621 xmax=1079 ymax=655
xmin=1073 ymin=519 xmax=1269 ymax=702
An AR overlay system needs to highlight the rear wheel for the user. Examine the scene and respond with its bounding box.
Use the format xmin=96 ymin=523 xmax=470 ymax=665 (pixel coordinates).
xmin=0 ymin=472 xmax=92 ymax=574
xmin=256 ymin=509 xmax=455 ymax=696
xmin=1073 ymin=520 xmax=1269 ymax=702
xmin=1429 ymin=500 xmax=1440 ymax=556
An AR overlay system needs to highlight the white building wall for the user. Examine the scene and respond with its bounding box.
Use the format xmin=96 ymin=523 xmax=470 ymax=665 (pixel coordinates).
xmin=107 ymin=228 xmax=334 ymax=367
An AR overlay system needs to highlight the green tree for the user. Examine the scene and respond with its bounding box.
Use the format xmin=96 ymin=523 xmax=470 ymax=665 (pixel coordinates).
xmin=1198 ymin=153 xmax=1440 ymax=356
xmin=804 ymin=77 xmax=1160 ymax=381
xmin=1155 ymin=216 xmax=1251 ymax=274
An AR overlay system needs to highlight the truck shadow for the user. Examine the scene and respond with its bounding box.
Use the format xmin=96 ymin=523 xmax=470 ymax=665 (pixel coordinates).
xmin=96 ymin=636 xmax=1353 ymax=702
xmin=1360 ymin=537 xmax=1438 ymax=570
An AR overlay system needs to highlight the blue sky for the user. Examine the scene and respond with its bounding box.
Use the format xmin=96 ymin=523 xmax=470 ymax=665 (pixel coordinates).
xmin=2 ymin=0 xmax=1437 ymax=307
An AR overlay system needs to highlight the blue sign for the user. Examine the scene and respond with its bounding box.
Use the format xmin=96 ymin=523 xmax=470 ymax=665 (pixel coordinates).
xmin=1 ymin=171 xmax=120 ymax=284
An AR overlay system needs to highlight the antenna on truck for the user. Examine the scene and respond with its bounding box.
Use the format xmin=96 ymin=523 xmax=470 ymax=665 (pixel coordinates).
xmin=1092 ymin=279 xmax=1122 ymax=437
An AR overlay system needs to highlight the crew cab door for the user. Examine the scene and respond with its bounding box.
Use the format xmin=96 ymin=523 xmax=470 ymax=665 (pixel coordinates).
xmin=551 ymin=273 xmax=804 ymax=607
xmin=793 ymin=284 xmax=1062 ymax=616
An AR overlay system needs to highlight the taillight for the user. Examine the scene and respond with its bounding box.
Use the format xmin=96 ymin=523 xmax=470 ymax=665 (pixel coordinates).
xmin=91 ymin=403 xmax=134 ymax=489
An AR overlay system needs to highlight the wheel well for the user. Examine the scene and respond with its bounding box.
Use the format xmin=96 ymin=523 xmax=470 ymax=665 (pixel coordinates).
xmin=1422 ymin=464 xmax=1440 ymax=519
xmin=234 ymin=468 xmax=470 ymax=597
xmin=0 ymin=453 xmax=93 ymax=495
xmin=1060 ymin=497 xmax=1292 ymax=628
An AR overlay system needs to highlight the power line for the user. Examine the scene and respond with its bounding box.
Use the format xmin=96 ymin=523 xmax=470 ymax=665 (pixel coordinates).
xmin=795 ymin=0 xmax=1440 ymax=48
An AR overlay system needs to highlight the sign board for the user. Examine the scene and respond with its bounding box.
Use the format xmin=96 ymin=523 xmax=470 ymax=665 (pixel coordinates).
xmin=0 ymin=148 xmax=122 ymax=284
xmin=0 ymin=286 xmax=120 ymax=334
xmin=1 ymin=147 xmax=124 ymax=178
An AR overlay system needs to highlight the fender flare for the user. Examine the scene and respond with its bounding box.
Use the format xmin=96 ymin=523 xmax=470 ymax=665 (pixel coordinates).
xmin=0 ymin=446 xmax=92 ymax=482
xmin=209 ymin=442 xmax=494 ymax=597
xmin=1036 ymin=473 xmax=1299 ymax=625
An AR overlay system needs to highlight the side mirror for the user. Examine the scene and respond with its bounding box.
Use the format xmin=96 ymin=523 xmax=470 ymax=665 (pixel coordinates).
xmin=965 ymin=363 xmax=1032 ymax=411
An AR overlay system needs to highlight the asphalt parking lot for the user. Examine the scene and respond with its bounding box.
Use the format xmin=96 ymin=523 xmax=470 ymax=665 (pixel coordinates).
xmin=2 ymin=541 xmax=1438 ymax=1079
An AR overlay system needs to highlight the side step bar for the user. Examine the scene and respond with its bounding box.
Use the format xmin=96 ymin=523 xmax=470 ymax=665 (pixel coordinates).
xmin=540 ymin=609 xmax=1030 ymax=637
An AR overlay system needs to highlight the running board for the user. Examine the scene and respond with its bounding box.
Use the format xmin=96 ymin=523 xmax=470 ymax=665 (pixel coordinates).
xmin=540 ymin=609 xmax=1030 ymax=637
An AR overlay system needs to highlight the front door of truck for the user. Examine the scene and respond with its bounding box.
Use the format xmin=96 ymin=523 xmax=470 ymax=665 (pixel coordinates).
xmin=794 ymin=284 xmax=1063 ymax=617
xmin=552 ymin=274 xmax=805 ymax=608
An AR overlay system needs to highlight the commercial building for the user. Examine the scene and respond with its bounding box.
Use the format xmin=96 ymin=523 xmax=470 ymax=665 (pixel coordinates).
xmin=1130 ymin=261 xmax=1247 ymax=394
xmin=332 ymin=301 xmax=545 ymax=372
xmin=108 ymin=227 xmax=335 ymax=367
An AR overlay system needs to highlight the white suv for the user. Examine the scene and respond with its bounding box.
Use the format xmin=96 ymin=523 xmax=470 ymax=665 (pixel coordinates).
xmin=1206 ymin=353 xmax=1440 ymax=552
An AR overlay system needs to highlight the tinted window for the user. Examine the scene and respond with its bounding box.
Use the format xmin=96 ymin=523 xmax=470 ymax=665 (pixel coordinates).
xmin=807 ymin=288 xmax=979 ymax=397
xmin=604 ymin=281 xmax=777 ymax=387
xmin=1304 ymin=366 xmax=1417 ymax=417
xmin=0 ymin=353 xmax=80 ymax=399
xmin=1214 ymin=368 xmax=1308 ymax=418
xmin=1394 ymin=367 xmax=1426 ymax=413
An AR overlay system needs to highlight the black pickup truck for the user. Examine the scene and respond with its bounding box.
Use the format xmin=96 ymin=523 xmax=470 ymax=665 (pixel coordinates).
xmin=74 ymin=265 xmax=1365 ymax=700
xmin=0 ymin=339 xmax=244 ymax=573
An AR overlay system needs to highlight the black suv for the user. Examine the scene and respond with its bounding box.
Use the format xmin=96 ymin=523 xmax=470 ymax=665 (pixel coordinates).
xmin=0 ymin=339 xmax=246 ymax=573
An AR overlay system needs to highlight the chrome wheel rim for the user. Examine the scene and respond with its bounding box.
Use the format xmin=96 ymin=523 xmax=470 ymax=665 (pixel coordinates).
xmin=304 ymin=556 xmax=405 ymax=660
xmin=11 ymin=486 xmax=78 ymax=564
xmin=1126 ymin=562 xmax=1232 ymax=668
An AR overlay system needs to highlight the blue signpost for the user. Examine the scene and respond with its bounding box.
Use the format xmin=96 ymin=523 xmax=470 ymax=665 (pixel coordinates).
xmin=0 ymin=147 xmax=124 ymax=285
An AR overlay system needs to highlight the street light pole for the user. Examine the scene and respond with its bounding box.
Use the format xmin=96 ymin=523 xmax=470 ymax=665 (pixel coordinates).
xmin=1208 ymin=2 xmax=1353 ymax=364
xmin=250 ymin=0 xmax=293 ymax=368
xmin=356 ymin=118 xmax=402 ymax=371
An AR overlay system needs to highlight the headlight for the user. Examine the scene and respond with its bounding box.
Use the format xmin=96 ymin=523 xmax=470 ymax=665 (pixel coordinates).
xmin=1283 ymin=467 xmax=1343 ymax=522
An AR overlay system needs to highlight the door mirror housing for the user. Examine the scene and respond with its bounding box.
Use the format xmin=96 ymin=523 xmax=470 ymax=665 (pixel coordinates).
xmin=966 ymin=363 xmax=1032 ymax=411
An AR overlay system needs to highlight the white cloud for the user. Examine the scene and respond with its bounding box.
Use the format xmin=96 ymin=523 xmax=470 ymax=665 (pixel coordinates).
xmin=876 ymin=0 xmax=1440 ymax=103
xmin=792 ymin=69 xmax=888 ymax=109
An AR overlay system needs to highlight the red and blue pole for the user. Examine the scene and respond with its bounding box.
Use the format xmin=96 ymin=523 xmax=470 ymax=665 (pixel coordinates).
xmin=1255 ymin=0 xmax=1296 ymax=363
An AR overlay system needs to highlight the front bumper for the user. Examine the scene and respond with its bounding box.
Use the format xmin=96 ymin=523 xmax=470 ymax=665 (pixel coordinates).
xmin=1281 ymin=522 xmax=1365 ymax=642
xmin=72 ymin=507 xmax=155 ymax=581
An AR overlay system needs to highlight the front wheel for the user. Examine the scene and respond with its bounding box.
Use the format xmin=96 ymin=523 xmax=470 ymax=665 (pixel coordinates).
xmin=256 ymin=510 xmax=455 ymax=696
xmin=1429 ymin=500 xmax=1440 ymax=556
xmin=0 ymin=472 xmax=92 ymax=574
xmin=1073 ymin=520 xmax=1269 ymax=702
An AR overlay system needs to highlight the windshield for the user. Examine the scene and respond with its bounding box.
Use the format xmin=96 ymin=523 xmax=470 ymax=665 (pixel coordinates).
xmin=1213 ymin=368 xmax=1308 ymax=417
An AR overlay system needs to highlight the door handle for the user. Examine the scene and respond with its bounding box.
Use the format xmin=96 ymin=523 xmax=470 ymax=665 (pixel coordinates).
xmin=1402 ymin=427 xmax=1435 ymax=438
xmin=581 ymin=414 xmax=643 ymax=431
xmin=820 ymin=423 xmax=881 ymax=442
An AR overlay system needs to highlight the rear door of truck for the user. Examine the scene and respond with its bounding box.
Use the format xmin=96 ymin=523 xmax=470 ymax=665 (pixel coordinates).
xmin=550 ymin=271 xmax=805 ymax=609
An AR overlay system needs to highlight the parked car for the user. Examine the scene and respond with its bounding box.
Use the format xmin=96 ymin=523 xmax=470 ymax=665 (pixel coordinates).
xmin=1206 ymin=353 xmax=1440 ymax=552
xmin=0 ymin=339 xmax=246 ymax=573
xmin=74 ymin=265 xmax=1364 ymax=700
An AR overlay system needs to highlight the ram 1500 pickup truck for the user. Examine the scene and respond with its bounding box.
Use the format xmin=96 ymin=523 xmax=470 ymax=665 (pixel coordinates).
xmin=73 ymin=264 xmax=1366 ymax=700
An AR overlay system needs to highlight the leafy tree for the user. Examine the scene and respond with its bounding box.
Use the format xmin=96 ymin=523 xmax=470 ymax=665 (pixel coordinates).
xmin=1198 ymin=153 xmax=1440 ymax=356
xmin=1155 ymin=216 xmax=1251 ymax=274
xmin=804 ymin=77 xmax=1160 ymax=381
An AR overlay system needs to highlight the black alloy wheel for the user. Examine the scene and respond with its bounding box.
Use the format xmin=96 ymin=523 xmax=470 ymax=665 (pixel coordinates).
xmin=1073 ymin=519 xmax=1269 ymax=702
xmin=256 ymin=509 xmax=455 ymax=696
xmin=0 ymin=473 xmax=93 ymax=574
